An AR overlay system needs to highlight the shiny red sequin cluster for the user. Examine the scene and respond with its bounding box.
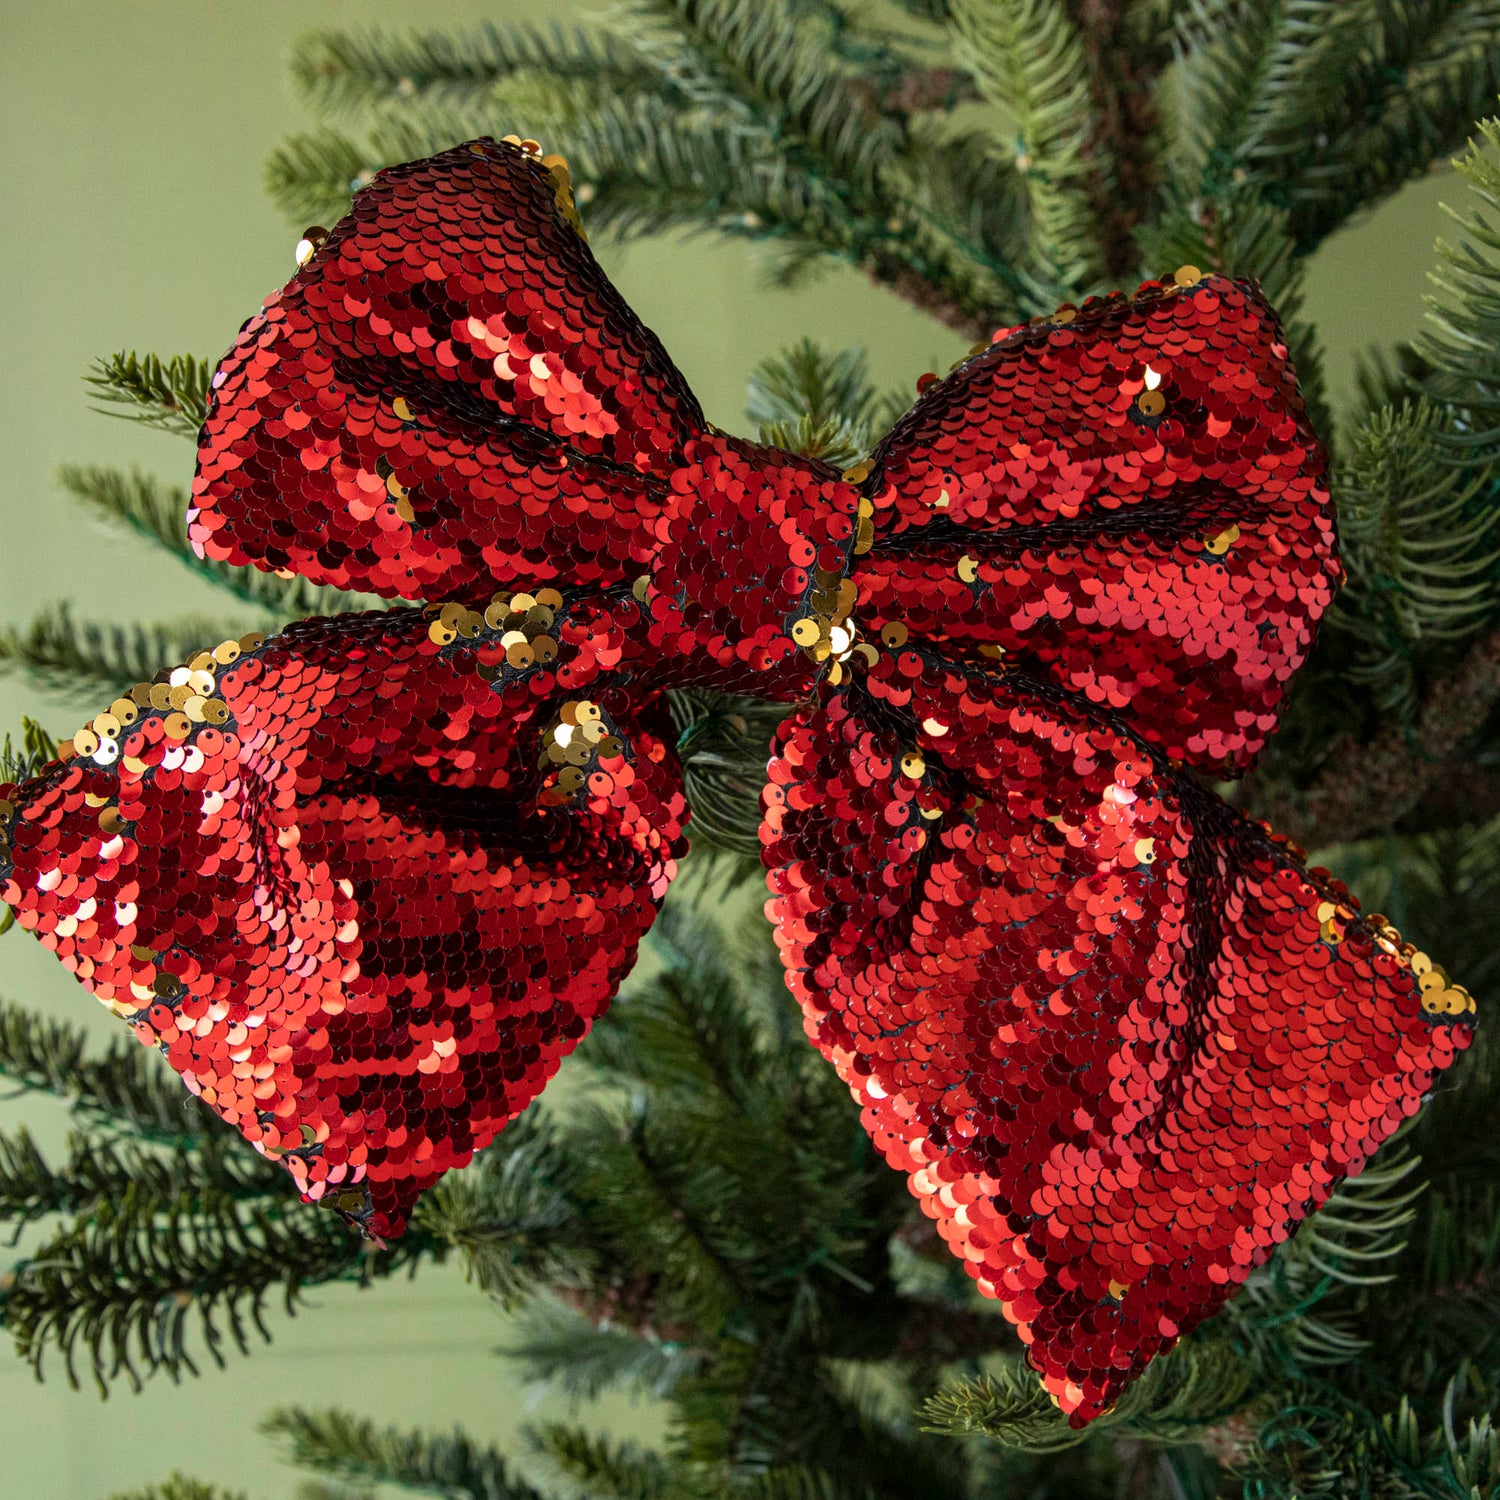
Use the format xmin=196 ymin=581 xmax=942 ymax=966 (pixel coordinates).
xmin=860 ymin=286 xmax=1339 ymax=774
xmin=0 ymin=138 xmax=1472 ymax=1417
xmin=0 ymin=601 xmax=685 ymax=1239
xmin=191 ymin=142 xmax=698 ymax=599
xmin=763 ymin=659 xmax=1467 ymax=1418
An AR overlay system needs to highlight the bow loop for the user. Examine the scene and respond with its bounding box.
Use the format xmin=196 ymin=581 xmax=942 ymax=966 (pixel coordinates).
xmin=763 ymin=655 xmax=1471 ymax=1422
xmin=0 ymin=596 xmax=688 ymax=1239
xmin=192 ymin=139 xmax=706 ymax=603
xmin=853 ymin=274 xmax=1337 ymax=774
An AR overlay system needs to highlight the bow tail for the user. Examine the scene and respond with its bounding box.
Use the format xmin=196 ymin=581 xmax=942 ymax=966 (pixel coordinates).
xmin=0 ymin=594 xmax=687 ymax=1238
xmin=761 ymin=654 xmax=1472 ymax=1423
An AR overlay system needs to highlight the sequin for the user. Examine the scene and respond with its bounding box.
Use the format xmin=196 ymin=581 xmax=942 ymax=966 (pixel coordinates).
xmin=0 ymin=138 xmax=1472 ymax=1419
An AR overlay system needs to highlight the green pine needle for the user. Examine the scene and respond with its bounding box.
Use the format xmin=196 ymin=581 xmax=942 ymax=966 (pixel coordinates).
xmin=290 ymin=23 xmax=655 ymax=117
xmin=668 ymin=687 xmax=788 ymax=856
xmin=0 ymin=603 xmax=230 ymax=703
xmin=949 ymin=0 xmax=1100 ymax=291
xmin=1331 ymin=399 xmax=1498 ymax=709
xmin=107 ymin=1477 xmax=249 ymax=1500
xmin=264 ymin=1408 xmax=546 ymax=1500
xmin=2 ymin=1189 xmax=373 ymax=1393
xmin=0 ymin=1126 xmax=285 ymax=1236
xmin=264 ymin=128 xmax=381 ymax=225
xmin=1422 ymin=112 xmax=1500 ymax=464
xmin=406 ymin=1114 xmax=590 ymax=1304
xmin=921 ymin=1339 xmax=1253 ymax=1449
xmin=0 ymin=995 xmax=213 ymax=1143
xmin=0 ymin=717 xmax=58 ymax=787
xmin=86 ymin=352 xmax=213 ymax=440
xmin=1247 ymin=0 xmax=1500 ymax=249
xmin=504 ymin=1295 xmax=702 ymax=1401
xmin=527 ymin=1422 xmax=677 ymax=1500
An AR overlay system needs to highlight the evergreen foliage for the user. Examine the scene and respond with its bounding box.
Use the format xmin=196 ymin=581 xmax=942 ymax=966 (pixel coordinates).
xmin=107 ymin=1479 xmax=249 ymax=1500
xmin=87 ymin=352 xmax=213 ymax=440
xmin=0 ymin=604 xmax=236 ymax=704
xmin=6 ymin=2 xmax=1500 ymax=1495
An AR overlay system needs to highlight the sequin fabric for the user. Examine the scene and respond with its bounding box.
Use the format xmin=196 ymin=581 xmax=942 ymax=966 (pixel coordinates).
xmin=1 ymin=600 xmax=684 ymax=1239
xmin=0 ymin=138 xmax=1473 ymax=1416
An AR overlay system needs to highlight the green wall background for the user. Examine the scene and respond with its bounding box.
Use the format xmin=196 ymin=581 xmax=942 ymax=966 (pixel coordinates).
xmin=0 ymin=3 xmax=1471 ymax=1494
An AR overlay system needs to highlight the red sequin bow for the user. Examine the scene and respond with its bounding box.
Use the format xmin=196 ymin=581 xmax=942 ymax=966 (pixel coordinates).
xmin=0 ymin=139 xmax=1474 ymax=1422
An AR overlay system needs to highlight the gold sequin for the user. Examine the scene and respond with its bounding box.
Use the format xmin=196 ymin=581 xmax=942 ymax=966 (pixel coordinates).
xmin=1205 ymin=523 xmax=1241 ymax=556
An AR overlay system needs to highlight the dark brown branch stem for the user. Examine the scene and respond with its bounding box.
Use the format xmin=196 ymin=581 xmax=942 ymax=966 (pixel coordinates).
xmin=1071 ymin=0 xmax=1167 ymax=279
xmin=866 ymin=256 xmax=995 ymax=342
xmin=877 ymin=66 xmax=975 ymax=116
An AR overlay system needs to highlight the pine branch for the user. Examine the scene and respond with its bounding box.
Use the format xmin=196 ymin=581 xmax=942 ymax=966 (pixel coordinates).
xmin=1165 ymin=0 xmax=1289 ymax=189
xmin=0 ymin=603 xmax=229 ymax=703
xmin=280 ymin=21 xmax=1019 ymax=334
xmin=583 ymin=938 xmax=770 ymax=1111
xmin=877 ymin=119 xmax=1033 ymax=320
xmin=949 ymin=0 xmax=1102 ymax=293
xmin=108 ymin=1478 xmax=250 ymax=1500
xmin=274 ymin=23 xmax=1018 ymax=335
xmin=86 ymin=353 xmax=212 ymax=440
xmin=668 ymin=687 xmax=790 ymax=857
xmin=1330 ymin=401 xmax=1498 ymax=711
xmin=579 ymin=1102 xmax=746 ymax=1332
xmin=408 ymin=1115 xmax=592 ymax=1303
xmin=0 ymin=996 xmax=211 ymax=1142
xmin=2 ymin=1188 xmax=382 ymax=1393
xmin=0 ymin=1127 xmax=285 ymax=1237
xmin=267 ymin=112 xmax=489 ymax=226
xmin=57 ymin=465 xmax=373 ymax=619
xmin=528 ymin=1423 xmax=678 ymax=1500
xmin=673 ymin=1352 xmax=971 ymax=1498
xmin=289 ymin=23 xmax=657 ymax=117
xmin=0 ymin=717 xmax=59 ymax=787
xmin=611 ymin=0 xmax=902 ymax=191
xmin=264 ymin=1407 xmax=546 ymax=1500
xmin=509 ymin=88 xmax=866 ymax=272
xmin=920 ymin=1360 xmax=1082 ymax=1450
xmin=503 ymin=1295 xmax=703 ymax=1401
xmin=1244 ymin=0 xmax=1500 ymax=249
xmin=921 ymin=1338 xmax=1253 ymax=1448
xmin=1421 ymin=113 xmax=1500 ymax=466
xmin=1237 ymin=1370 xmax=1500 ymax=1498
xmin=747 ymin=338 xmax=882 ymax=438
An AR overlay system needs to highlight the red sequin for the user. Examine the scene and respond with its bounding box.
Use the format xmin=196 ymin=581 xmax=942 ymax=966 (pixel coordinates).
xmin=0 ymin=138 xmax=1472 ymax=1418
